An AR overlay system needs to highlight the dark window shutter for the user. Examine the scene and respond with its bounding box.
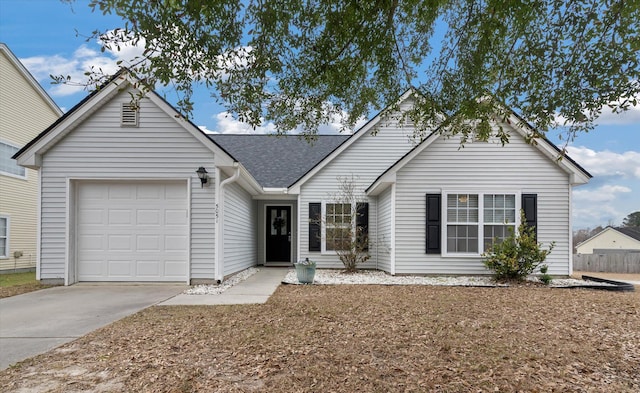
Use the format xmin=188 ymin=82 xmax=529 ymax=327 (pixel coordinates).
xmin=308 ymin=203 xmax=321 ymax=251
xmin=425 ymin=194 xmax=441 ymax=254
xmin=356 ymin=202 xmax=369 ymax=251
xmin=522 ymin=194 xmax=537 ymax=240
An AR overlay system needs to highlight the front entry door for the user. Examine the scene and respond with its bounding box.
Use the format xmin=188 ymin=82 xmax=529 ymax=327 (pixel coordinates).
xmin=266 ymin=206 xmax=291 ymax=263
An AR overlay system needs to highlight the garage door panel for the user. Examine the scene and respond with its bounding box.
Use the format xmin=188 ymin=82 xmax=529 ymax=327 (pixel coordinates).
xmin=165 ymin=235 xmax=188 ymax=251
xmin=78 ymin=235 xmax=104 ymax=251
xmin=166 ymin=209 xmax=188 ymax=225
xmin=78 ymin=260 xmax=104 ymax=277
xmin=79 ymin=209 xmax=104 ymax=225
xmin=137 ymin=210 xmax=161 ymax=225
xmin=108 ymin=259 xmax=134 ymax=277
xmin=109 ymin=184 xmax=134 ymax=199
xmin=164 ymin=261 xmax=187 ymax=277
xmin=108 ymin=235 xmax=133 ymax=251
xmin=77 ymin=181 xmax=188 ymax=282
xmin=109 ymin=209 xmax=133 ymax=225
xmin=136 ymin=235 xmax=160 ymax=251
xmin=136 ymin=184 xmax=162 ymax=200
xmin=136 ymin=260 xmax=161 ymax=277
xmin=165 ymin=185 xmax=188 ymax=199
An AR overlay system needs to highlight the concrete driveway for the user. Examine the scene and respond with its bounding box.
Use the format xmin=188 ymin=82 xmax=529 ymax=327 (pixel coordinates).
xmin=0 ymin=284 xmax=185 ymax=370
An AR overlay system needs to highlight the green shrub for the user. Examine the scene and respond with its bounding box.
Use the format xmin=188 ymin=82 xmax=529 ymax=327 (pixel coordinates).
xmin=483 ymin=211 xmax=555 ymax=281
xmin=539 ymin=264 xmax=553 ymax=285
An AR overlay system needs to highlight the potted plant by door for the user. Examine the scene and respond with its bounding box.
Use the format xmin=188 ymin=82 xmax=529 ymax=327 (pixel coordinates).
xmin=294 ymin=258 xmax=316 ymax=284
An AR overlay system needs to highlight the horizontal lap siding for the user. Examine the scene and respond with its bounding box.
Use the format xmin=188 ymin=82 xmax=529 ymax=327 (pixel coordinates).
xmin=394 ymin=129 xmax=571 ymax=275
xmin=1 ymin=52 xmax=60 ymax=271
xmin=376 ymin=187 xmax=392 ymax=273
xmin=39 ymin=89 xmax=216 ymax=281
xmin=223 ymin=182 xmax=257 ymax=276
xmin=299 ymin=116 xmax=417 ymax=268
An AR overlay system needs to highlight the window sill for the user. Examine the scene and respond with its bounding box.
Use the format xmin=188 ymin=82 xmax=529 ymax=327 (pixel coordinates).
xmin=441 ymin=253 xmax=483 ymax=258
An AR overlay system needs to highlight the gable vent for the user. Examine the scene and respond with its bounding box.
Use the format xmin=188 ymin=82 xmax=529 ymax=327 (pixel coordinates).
xmin=121 ymin=103 xmax=138 ymax=126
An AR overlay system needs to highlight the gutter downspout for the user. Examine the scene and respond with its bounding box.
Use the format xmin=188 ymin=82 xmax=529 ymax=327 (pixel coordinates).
xmin=215 ymin=163 xmax=241 ymax=283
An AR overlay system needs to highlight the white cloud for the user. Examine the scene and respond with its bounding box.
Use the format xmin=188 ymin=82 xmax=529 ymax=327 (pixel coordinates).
xmin=198 ymin=125 xmax=216 ymax=134
xmin=20 ymin=32 xmax=146 ymax=97
xmin=572 ymin=184 xmax=633 ymax=228
xmin=566 ymin=146 xmax=640 ymax=179
xmin=595 ymin=100 xmax=640 ymax=126
xmin=212 ymin=112 xmax=278 ymax=134
xmin=572 ymin=184 xmax=631 ymax=203
xmin=211 ymin=109 xmax=366 ymax=135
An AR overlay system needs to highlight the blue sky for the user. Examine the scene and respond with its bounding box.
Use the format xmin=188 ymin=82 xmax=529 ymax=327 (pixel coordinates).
xmin=1 ymin=0 xmax=638 ymax=230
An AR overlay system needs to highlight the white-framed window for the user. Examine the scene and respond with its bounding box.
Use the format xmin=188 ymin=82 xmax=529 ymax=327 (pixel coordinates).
xmin=0 ymin=141 xmax=26 ymax=179
xmin=319 ymin=201 xmax=369 ymax=253
xmin=325 ymin=202 xmax=352 ymax=251
xmin=444 ymin=192 xmax=518 ymax=256
xmin=0 ymin=216 xmax=9 ymax=258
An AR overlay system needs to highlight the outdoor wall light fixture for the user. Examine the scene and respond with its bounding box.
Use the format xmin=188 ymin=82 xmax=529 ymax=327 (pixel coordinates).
xmin=196 ymin=166 xmax=209 ymax=188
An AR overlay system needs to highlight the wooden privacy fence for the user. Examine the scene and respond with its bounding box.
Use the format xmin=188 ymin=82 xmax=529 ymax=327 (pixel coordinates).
xmin=573 ymin=253 xmax=640 ymax=273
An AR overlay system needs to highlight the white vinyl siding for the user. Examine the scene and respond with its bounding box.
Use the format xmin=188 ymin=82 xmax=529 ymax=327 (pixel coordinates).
xmin=38 ymin=88 xmax=217 ymax=283
xmin=223 ymin=181 xmax=257 ymax=276
xmin=376 ymin=186 xmax=393 ymax=273
xmin=298 ymin=110 xmax=418 ymax=268
xmin=393 ymin=125 xmax=572 ymax=276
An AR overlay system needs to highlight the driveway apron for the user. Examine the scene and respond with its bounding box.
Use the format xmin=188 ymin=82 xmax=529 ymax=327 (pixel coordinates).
xmin=0 ymin=284 xmax=185 ymax=370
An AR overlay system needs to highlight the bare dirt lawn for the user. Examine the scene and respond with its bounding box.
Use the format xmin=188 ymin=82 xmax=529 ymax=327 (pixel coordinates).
xmin=1 ymin=285 xmax=639 ymax=392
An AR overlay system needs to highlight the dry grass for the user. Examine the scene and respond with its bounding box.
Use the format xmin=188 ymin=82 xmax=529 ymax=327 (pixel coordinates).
xmin=0 ymin=272 xmax=50 ymax=299
xmin=1 ymin=285 xmax=639 ymax=392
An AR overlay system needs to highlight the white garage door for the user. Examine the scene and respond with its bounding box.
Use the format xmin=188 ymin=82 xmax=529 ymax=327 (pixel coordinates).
xmin=77 ymin=181 xmax=189 ymax=282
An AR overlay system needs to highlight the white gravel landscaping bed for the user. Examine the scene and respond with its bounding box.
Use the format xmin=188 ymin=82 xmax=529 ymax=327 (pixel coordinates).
xmin=182 ymin=267 xmax=617 ymax=295
xmin=283 ymin=269 xmax=617 ymax=287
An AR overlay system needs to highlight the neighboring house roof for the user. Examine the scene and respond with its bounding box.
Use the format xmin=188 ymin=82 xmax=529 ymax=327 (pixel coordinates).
xmin=576 ymin=226 xmax=640 ymax=250
xmin=615 ymin=226 xmax=640 ymax=242
xmin=209 ymin=134 xmax=349 ymax=188
xmin=0 ymin=43 xmax=63 ymax=117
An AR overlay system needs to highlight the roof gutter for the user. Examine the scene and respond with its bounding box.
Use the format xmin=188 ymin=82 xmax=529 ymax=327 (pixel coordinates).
xmin=214 ymin=163 xmax=241 ymax=282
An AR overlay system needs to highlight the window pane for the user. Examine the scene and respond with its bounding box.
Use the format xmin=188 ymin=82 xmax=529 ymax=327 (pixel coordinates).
xmin=446 ymin=225 xmax=478 ymax=253
xmin=505 ymin=195 xmax=515 ymax=208
xmin=447 ymin=194 xmax=478 ymax=223
xmin=0 ymin=142 xmax=25 ymax=177
xmin=484 ymin=224 xmax=515 ymax=251
xmin=484 ymin=194 xmax=516 ymax=224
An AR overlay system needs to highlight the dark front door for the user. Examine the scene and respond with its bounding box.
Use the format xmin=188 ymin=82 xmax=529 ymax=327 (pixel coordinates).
xmin=266 ymin=206 xmax=291 ymax=263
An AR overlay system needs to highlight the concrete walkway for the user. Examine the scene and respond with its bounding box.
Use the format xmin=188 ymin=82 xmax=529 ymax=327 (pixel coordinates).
xmin=159 ymin=267 xmax=289 ymax=305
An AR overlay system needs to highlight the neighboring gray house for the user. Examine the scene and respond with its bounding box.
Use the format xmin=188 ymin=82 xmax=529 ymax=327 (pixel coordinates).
xmin=14 ymin=71 xmax=591 ymax=285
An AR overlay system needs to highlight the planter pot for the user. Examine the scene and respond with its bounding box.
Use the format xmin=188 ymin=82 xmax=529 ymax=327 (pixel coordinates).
xmin=295 ymin=264 xmax=316 ymax=284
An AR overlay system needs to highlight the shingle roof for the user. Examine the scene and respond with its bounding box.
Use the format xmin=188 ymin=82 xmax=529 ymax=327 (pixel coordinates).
xmin=208 ymin=134 xmax=350 ymax=188
xmin=616 ymin=226 xmax=640 ymax=242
